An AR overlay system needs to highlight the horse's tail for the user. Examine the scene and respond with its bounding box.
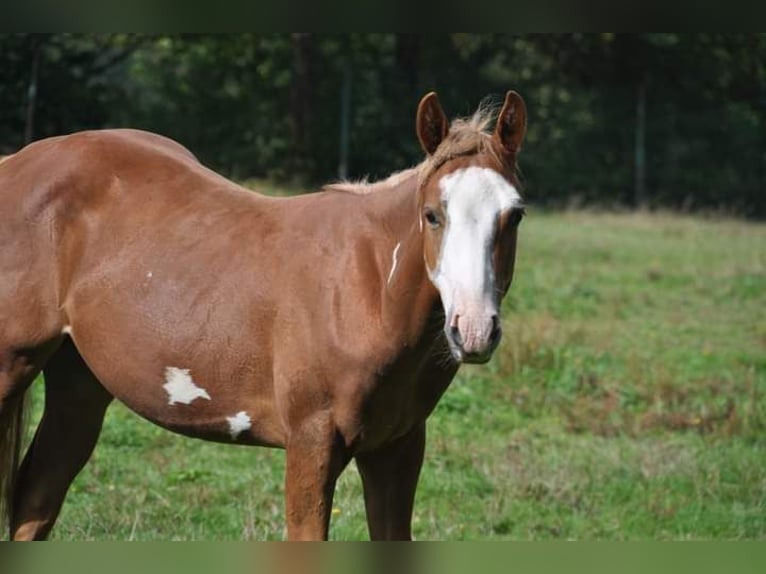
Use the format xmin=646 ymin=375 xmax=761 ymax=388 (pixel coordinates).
xmin=0 ymin=390 xmax=30 ymax=537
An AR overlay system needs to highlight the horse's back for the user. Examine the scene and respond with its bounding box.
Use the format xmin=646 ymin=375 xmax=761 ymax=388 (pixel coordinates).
xmin=0 ymin=129 xmax=211 ymax=309
xmin=0 ymin=129 xmax=203 ymax=223
xmin=0 ymin=127 xmax=268 ymax=314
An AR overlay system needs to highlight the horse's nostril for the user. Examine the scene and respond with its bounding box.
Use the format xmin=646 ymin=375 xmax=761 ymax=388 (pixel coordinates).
xmin=449 ymin=324 xmax=463 ymax=348
xmin=490 ymin=315 xmax=502 ymax=345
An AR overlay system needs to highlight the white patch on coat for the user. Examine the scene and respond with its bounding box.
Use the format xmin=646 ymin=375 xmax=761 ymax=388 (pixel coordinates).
xmin=432 ymin=166 xmax=521 ymax=314
xmin=163 ymin=367 xmax=211 ymax=405
xmin=226 ymin=411 xmax=252 ymax=440
xmin=387 ymin=242 xmax=402 ymax=285
xmin=146 ymin=271 xmax=153 ymax=279
xmin=61 ymin=325 xmax=73 ymax=335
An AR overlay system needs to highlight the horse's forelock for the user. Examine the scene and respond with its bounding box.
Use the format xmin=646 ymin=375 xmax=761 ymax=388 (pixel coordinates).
xmin=417 ymin=102 xmax=511 ymax=188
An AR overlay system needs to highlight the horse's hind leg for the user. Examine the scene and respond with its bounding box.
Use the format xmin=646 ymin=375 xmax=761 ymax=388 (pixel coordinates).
xmin=11 ymin=338 xmax=112 ymax=541
xmin=0 ymin=339 xmax=61 ymax=540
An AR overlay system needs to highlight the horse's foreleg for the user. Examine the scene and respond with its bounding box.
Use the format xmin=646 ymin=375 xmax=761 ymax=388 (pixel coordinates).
xmin=355 ymin=423 xmax=425 ymax=541
xmin=11 ymin=340 xmax=112 ymax=541
xmin=283 ymin=414 xmax=350 ymax=540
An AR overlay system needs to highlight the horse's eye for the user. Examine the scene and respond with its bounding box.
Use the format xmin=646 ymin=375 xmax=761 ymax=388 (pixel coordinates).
xmin=508 ymin=208 xmax=525 ymax=227
xmin=424 ymin=208 xmax=441 ymax=228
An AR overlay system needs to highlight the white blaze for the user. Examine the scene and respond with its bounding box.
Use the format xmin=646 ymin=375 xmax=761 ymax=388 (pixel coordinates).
xmin=226 ymin=411 xmax=252 ymax=439
xmin=432 ymin=166 xmax=521 ymax=316
xmin=163 ymin=367 xmax=211 ymax=405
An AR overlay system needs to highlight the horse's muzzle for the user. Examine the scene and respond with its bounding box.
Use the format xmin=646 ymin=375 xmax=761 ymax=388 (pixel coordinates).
xmin=446 ymin=314 xmax=502 ymax=364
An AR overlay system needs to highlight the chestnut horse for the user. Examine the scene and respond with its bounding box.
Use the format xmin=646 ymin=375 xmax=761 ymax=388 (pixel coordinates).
xmin=0 ymin=90 xmax=526 ymax=540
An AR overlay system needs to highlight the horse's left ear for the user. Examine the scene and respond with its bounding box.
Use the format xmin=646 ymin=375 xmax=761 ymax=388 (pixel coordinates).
xmin=416 ymin=92 xmax=449 ymax=156
xmin=493 ymin=90 xmax=527 ymax=156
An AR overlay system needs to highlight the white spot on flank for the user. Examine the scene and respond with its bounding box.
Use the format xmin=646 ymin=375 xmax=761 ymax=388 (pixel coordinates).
xmin=61 ymin=325 xmax=73 ymax=335
xmin=226 ymin=411 xmax=252 ymax=440
xmin=387 ymin=242 xmax=402 ymax=285
xmin=146 ymin=271 xmax=153 ymax=279
xmin=163 ymin=367 xmax=211 ymax=405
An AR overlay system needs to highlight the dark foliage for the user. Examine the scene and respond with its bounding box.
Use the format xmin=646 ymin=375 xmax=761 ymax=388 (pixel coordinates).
xmin=1 ymin=34 xmax=764 ymax=216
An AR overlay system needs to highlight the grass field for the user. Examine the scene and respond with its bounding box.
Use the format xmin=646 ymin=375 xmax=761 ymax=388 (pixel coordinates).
xmin=24 ymin=209 xmax=765 ymax=540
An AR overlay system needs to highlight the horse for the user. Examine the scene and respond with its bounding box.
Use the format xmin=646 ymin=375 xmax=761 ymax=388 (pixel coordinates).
xmin=0 ymin=90 xmax=527 ymax=540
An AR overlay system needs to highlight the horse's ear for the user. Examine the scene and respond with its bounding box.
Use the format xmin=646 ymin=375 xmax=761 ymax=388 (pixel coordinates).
xmin=416 ymin=92 xmax=448 ymax=156
xmin=493 ymin=90 xmax=527 ymax=156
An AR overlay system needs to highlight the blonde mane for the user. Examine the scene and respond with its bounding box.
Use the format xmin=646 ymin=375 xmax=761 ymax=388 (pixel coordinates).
xmin=322 ymin=167 xmax=420 ymax=195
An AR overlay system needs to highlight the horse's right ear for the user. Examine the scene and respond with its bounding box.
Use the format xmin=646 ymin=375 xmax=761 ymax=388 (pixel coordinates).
xmin=493 ymin=90 xmax=527 ymax=157
xmin=416 ymin=92 xmax=448 ymax=156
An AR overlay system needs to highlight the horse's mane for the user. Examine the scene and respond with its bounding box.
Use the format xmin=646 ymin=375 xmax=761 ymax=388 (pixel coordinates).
xmin=322 ymin=167 xmax=419 ymax=195
xmin=324 ymin=101 xmax=512 ymax=195
xmin=418 ymin=102 xmax=506 ymax=186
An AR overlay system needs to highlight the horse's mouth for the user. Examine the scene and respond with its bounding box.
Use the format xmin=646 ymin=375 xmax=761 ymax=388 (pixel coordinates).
xmin=446 ymin=339 xmax=494 ymax=365
xmin=445 ymin=327 xmax=500 ymax=365
xmin=456 ymin=350 xmax=493 ymax=365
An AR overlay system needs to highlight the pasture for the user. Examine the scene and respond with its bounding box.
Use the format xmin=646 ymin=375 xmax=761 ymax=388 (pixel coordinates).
xmin=27 ymin=207 xmax=765 ymax=540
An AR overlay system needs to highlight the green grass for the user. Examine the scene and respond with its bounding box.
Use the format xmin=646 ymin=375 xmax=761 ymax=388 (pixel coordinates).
xmin=24 ymin=209 xmax=766 ymax=540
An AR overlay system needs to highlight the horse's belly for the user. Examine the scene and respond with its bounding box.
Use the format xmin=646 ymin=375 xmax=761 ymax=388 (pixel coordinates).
xmin=55 ymin=241 xmax=289 ymax=446
xmin=80 ymin=338 xmax=285 ymax=447
xmin=92 ymin=350 xmax=283 ymax=447
xmin=63 ymin=292 xmax=285 ymax=448
xmin=127 ymin=365 xmax=285 ymax=448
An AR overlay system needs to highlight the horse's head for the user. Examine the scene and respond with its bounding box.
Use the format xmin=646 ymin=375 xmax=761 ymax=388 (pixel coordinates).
xmin=416 ymin=91 xmax=526 ymax=364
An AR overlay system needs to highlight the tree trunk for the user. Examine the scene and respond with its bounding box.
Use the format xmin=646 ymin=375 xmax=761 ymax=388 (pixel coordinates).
xmin=24 ymin=41 xmax=42 ymax=145
xmin=337 ymin=61 xmax=351 ymax=180
xmin=289 ymin=33 xmax=316 ymax=179
xmin=395 ymin=34 xmax=420 ymax=96
xmin=634 ymin=77 xmax=647 ymax=208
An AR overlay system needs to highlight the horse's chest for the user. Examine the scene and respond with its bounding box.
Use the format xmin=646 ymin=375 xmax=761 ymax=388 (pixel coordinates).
xmin=352 ymin=363 xmax=456 ymax=451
